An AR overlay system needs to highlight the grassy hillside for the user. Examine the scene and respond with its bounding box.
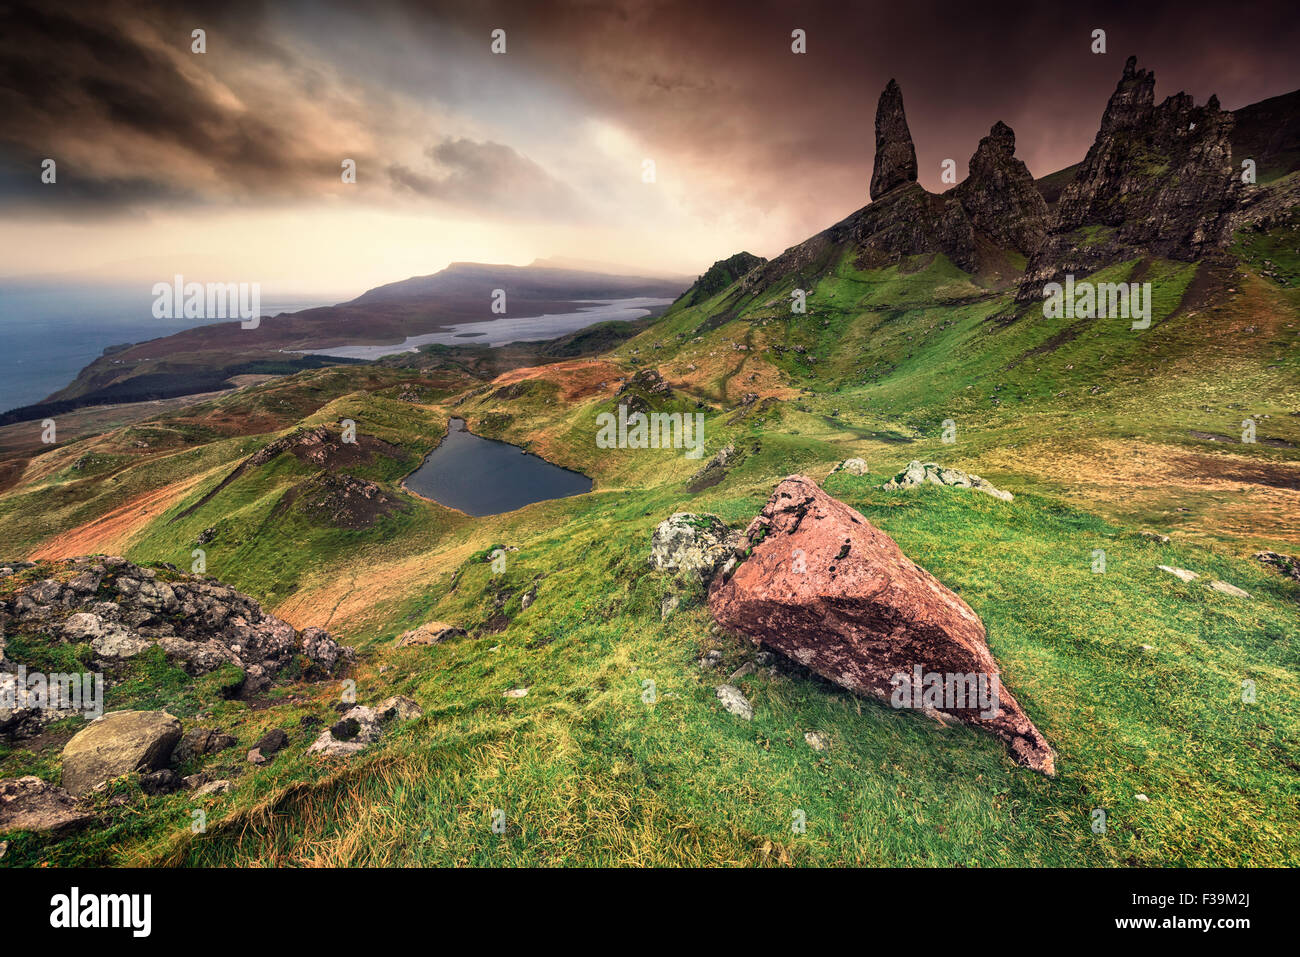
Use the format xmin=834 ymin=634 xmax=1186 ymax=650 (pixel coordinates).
xmin=1 ymin=224 xmax=1297 ymax=867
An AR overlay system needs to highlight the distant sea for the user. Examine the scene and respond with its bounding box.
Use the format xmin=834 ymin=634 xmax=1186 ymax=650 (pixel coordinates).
xmin=0 ymin=282 xmax=338 ymax=414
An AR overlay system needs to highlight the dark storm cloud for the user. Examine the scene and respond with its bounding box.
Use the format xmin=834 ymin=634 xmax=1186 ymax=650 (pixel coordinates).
xmin=0 ymin=0 xmax=349 ymax=213
xmin=1 ymin=0 xmax=1296 ymax=236
xmin=392 ymin=0 xmax=1300 ymax=234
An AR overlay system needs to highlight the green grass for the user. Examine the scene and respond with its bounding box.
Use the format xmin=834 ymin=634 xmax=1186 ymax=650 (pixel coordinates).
xmin=2 ymin=227 xmax=1298 ymax=867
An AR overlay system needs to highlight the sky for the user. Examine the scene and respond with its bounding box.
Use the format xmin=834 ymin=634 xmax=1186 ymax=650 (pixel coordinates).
xmin=1 ymin=0 xmax=1297 ymax=298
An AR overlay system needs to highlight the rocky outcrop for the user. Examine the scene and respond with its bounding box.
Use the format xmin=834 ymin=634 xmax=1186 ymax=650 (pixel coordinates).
xmin=708 ymin=476 xmax=1055 ymax=774
xmin=395 ymin=621 xmax=466 ymax=647
xmin=685 ymin=442 xmax=739 ymax=492
xmin=0 ymin=776 xmax=93 ymax=832
xmin=1 ymin=558 xmax=353 ymax=692
xmin=0 ymin=670 xmax=83 ymax=740
xmin=61 ymin=709 xmax=182 ymax=796
xmin=277 ymin=473 xmax=405 ymax=530
xmin=1256 ymin=550 xmax=1300 ymax=583
xmin=649 ymin=513 xmax=745 ymax=583
xmin=675 ymin=251 xmax=767 ymax=309
xmin=955 ymin=121 xmax=1050 ymax=256
xmin=1018 ymin=56 xmax=1239 ymax=301
xmin=871 ymin=79 xmax=919 ymax=200
xmin=305 ymin=696 xmax=421 ymax=758
xmin=882 ymin=461 xmax=1013 ymax=501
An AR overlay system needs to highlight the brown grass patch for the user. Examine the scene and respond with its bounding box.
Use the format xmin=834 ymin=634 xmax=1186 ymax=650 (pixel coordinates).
xmin=486 ymin=359 xmax=624 ymax=402
xmin=30 ymin=474 xmax=207 ymax=560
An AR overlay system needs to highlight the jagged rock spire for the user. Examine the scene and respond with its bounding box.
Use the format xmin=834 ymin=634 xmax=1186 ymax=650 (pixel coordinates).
xmin=870 ymin=79 xmax=919 ymax=200
xmin=1015 ymin=54 xmax=1239 ymax=303
xmin=955 ymin=120 xmax=1049 ymax=256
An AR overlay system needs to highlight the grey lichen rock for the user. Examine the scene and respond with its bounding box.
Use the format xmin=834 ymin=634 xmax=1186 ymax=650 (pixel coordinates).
xmin=882 ymin=461 xmax=1013 ymax=501
xmin=650 ymin=513 xmax=745 ymax=583
xmin=376 ymin=695 xmax=422 ymax=723
xmin=1158 ymin=565 xmax=1199 ymax=583
xmin=395 ymin=621 xmax=466 ymax=647
xmin=715 ymin=684 xmax=753 ymax=721
xmin=61 ymin=710 xmax=182 ymax=796
xmin=307 ymin=705 xmax=382 ymax=758
xmin=1208 ymin=580 xmax=1250 ymax=599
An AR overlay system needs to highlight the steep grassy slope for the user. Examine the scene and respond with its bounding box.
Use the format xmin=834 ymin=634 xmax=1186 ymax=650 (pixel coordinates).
xmin=1 ymin=226 xmax=1297 ymax=867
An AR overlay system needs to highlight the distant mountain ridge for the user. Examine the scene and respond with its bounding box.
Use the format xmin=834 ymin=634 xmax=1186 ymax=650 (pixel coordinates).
xmin=350 ymin=262 xmax=683 ymax=306
xmin=2 ymin=261 xmax=686 ymax=424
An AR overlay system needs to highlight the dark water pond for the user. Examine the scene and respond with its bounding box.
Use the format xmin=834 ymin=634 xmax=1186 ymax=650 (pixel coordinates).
xmin=403 ymin=418 xmax=592 ymax=516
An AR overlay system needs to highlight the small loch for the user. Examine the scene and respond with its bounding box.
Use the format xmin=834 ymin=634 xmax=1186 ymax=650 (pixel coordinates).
xmin=403 ymin=418 xmax=592 ymax=516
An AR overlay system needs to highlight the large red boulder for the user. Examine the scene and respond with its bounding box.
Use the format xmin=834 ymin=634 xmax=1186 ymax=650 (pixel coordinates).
xmin=708 ymin=475 xmax=1056 ymax=774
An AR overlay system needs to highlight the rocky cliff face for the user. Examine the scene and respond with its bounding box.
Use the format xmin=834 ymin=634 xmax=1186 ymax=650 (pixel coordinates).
xmin=1017 ymin=56 xmax=1240 ymax=300
xmin=674 ymin=251 xmax=767 ymax=309
xmin=955 ymin=121 xmax=1050 ymax=257
xmin=870 ymin=79 xmax=919 ymax=200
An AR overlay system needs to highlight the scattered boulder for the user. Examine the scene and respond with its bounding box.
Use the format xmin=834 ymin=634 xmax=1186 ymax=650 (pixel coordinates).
xmin=0 ymin=776 xmax=93 ymax=832
xmin=1158 ymin=565 xmax=1200 ymax=583
xmin=376 ymin=696 xmax=422 ymax=722
xmin=804 ymin=731 xmax=828 ymax=751
xmin=307 ymin=706 xmax=381 ymax=758
xmin=882 ymin=461 xmax=1013 ymax=501
xmin=1208 ymin=580 xmax=1250 ymax=599
xmin=697 ymin=649 xmax=724 ymax=670
xmin=1141 ymin=531 xmax=1171 ymax=544
xmin=715 ymin=684 xmax=753 ymax=721
xmin=254 ymin=728 xmax=288 ymax=756
xmin=139 ymin=769 xmax=182 ymax=795
xmin=396 ymin=622 xmax=466 ymax=647
xmin=686 ymin=443 xmax=739 ymax=492
xmin=193 ymin=779 xmax=231 ymax=797
xmin=173 ymin=728 xmax=237 ymax=764
xmin=61 ymin=710 xmax=182 ymax=796
xmin=649 ymin=513 xmax=745 ymax=583
xmin=708 ymin=476 xmax=1056 ymax=774
xmin=248 ymin=727 xmax=288 ymax=764
xmin=1256 ymin=550 xmax=1300 ymax=583
xmin=835 ymin=458 xmax=869 ymax=476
